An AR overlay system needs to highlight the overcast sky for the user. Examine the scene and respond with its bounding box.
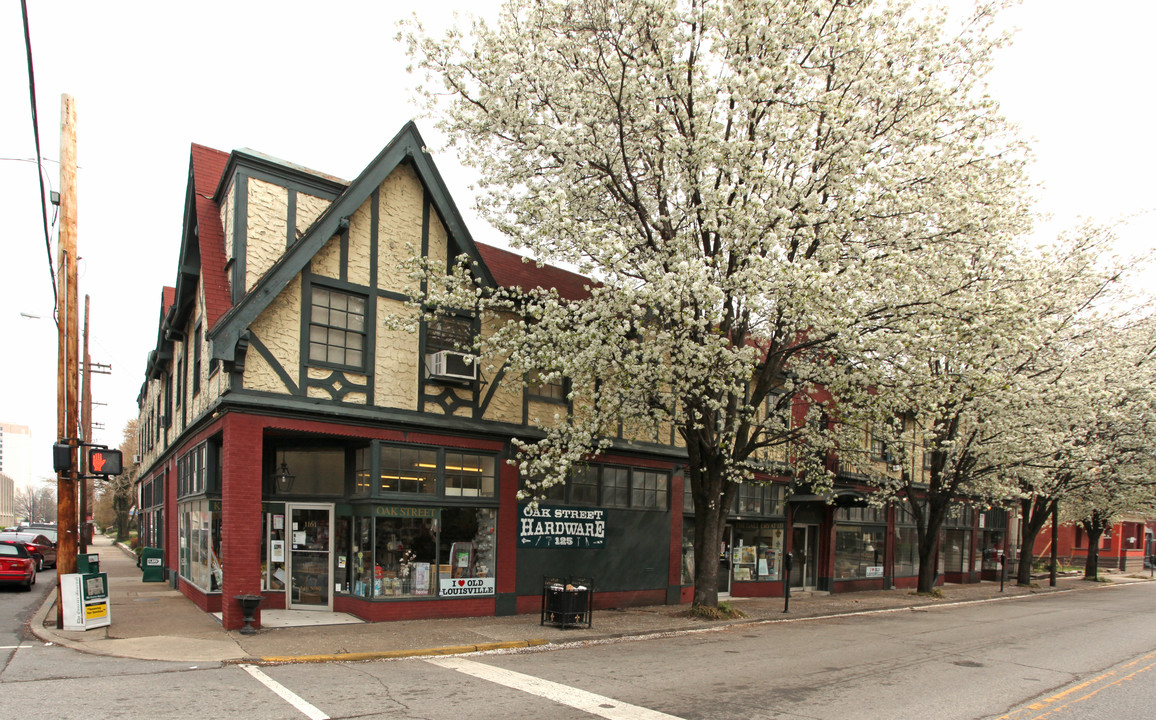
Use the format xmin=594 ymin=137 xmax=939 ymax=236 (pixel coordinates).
xmin=2 ymin=1 xmax=1153 ymax=485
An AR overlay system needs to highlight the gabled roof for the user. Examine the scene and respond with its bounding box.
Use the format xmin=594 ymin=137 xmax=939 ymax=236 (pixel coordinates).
xmin=209 ymin=121 xmax=498 ymax=362
xmin=190 ymin=144 xmax=231 ymax=329
xmin=475 ymin=242 xmax=593 ymax=302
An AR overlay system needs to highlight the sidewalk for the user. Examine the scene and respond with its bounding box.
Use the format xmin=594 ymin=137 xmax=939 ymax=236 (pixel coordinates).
xmin=31 ymin=534 xmax=1150 ymax=665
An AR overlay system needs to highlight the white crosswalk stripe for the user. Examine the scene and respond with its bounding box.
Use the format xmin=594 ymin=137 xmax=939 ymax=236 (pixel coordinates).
xmin=426 ymin=657 xmax=685 ymax=720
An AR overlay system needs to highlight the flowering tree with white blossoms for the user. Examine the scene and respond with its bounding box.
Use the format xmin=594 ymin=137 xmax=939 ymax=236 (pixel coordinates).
xmin=406 ymin=0 xmax=1031 ymax=608
xmin=858 ymin=225 xmax=1151 ymax=592
xmin=1012 ymin=286 xmax=1156 ymax=584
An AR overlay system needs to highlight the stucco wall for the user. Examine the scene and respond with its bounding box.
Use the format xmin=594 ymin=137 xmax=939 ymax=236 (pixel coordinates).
xmin=221 ymin=177 xmax=235 ymax=267
xmin=245 ymin=177 xmax=289 ymax=290
xmin=312 ymin=234 xmax=342 ymax=279
xmin=376 ymin=164 xmax=427 ymax=296
xmin=375 ymin=297 xmax=419 ymax=409
xmin=245 ymin=273 xmax=303 ymax=394
xmin=296 ymin=191 xmax=330 ymax=239
xmin=347 ymin=201 xmax=372 ymax=287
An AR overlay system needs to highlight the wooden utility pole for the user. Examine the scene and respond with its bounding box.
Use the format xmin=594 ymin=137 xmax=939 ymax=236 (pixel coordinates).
xmin=80 ymin=294 xmax=91 ymax=553
xmin=57 ymin=94 xmax=80 ymax=625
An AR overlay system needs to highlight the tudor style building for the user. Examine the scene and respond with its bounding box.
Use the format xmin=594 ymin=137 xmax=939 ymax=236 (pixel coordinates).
xmin=134 ymin=123 xmax=1001 ymax=630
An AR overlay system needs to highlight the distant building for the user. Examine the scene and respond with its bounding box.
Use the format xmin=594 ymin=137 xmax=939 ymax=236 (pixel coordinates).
xmin=0 ymin=422 xmax=32 ymax=489
xmin=0 ymin=472 xmax=14 ymax=528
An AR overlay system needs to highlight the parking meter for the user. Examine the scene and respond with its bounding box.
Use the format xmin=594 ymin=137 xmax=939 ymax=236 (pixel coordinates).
xmin=998 ymin=553 xmax=1006 ymax=592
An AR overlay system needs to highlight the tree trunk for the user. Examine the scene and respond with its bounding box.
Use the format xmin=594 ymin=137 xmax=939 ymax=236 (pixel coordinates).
xmin=916 ymin=531 xmax=939 ymax=593
xmin=912 ymin=494 xmax=948 ymax=594
xmin=1016 ymin=495 xmax=1054 ymax=586
xmin=1083 ymin=512 xmax=1106 ymax=580
xmin=689 ymin=461 xmax=736 ymax=609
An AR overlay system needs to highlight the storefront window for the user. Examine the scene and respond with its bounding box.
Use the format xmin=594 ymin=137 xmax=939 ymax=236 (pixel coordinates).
xmin=733 ymin=522 xmax=785 ymax=581
xmin=262 ymin=505 xmax=288 ymax=591
xmin=940 ymin=528 xmax=971 ymax=573
xmin=338 ymin=506 xmax=497 ymax=600
xmin=834 ymin=524 xmax=886 ymax=580
xmin=893 ymin=526 xmax=919 ymax=577
xmin=980 ymin=530 xmax=1004 ymax=571
xmin=178 ymin=499 xmax=222 ymax=592
xmin=437 ymin=507 xmax=497 ymax=588
xmin=681 ymin=524 xmax=695 ymax=585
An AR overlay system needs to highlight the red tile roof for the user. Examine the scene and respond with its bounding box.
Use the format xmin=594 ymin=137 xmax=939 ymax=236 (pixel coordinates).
xmin=190 ymin=144 xmax=232 ymax=330
xmin=161 ymin=286 xmax=176 ymax=316
xmin=475 ymin=242 xmax=593 ymax=301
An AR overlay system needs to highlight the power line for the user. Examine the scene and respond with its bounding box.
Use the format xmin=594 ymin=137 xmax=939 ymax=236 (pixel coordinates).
xmin=20 ymin=0 xmax=59 ymax=315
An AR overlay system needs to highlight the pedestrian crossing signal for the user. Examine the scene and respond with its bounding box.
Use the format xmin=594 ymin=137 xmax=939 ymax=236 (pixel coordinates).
xmin=88 ymin=448 xmax=123 ymax=476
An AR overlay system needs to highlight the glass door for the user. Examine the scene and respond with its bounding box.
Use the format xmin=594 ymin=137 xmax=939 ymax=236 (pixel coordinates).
xmin=790 ymin=524 xmax=820 ymax=589
xmin=288 ymin=504 xmax=333 ymax=611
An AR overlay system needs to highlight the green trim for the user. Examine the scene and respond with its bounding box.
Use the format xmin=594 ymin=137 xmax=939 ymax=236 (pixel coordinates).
xmin=339 ymin=224 xmax=349 ymax=283
xmin=287 ymin=189 xmax=297 ymax=248
xmin=368 ymin=186 xmax=380 ymax=409
xmin=232 ymin=174 xmax=249 ymax=306
xmin=213 ymin=151 xmax=345 ymax=204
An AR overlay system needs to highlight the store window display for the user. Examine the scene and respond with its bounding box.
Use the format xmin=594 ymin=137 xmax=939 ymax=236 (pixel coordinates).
xmin=333 ymin=507 xmax=497 ymax=600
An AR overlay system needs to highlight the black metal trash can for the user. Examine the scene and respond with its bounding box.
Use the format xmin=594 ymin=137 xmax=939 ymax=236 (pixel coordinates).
xmin=541 ymin=576 xmax=593 ymax=629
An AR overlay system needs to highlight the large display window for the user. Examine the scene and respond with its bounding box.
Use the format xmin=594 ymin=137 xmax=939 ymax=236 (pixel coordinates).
xmin=732 ymin=522 xmax=785 ymax=581
xmin=179 ymin=499 xmax=222 ymax=592
xmin=835 ymin=506 xmax=887 ymax=581
xmin=333 ymin=506 xmax=496 ymax=600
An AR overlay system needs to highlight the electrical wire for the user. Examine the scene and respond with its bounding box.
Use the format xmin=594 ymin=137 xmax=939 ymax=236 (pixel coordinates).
xmin=20 ymin=0 xmax=59 ymax=315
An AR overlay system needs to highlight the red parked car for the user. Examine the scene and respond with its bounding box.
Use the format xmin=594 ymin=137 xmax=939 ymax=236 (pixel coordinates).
xmin=0 ymin=532 xmax=56 ymax=571
xmin=0 ymin=541 xmax=36 ymax=590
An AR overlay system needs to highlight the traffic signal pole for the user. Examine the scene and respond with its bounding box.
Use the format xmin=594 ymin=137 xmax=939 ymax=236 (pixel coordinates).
xmin=56 ymin=94 xmax=79 ymax=627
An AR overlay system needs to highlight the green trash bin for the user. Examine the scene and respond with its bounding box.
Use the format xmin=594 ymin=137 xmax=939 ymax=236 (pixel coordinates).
xmin=76 ymin=553 xmax=100 ymax=574
xmin=140 ymin=547 xmax=165 ymax=582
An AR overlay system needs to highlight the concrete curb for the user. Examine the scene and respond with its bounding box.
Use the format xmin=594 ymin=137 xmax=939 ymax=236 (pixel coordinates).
xmin=246 ymin=639 xmax=551 ymax=665
xmin=28 ymin=586 xmax=58 ymax=647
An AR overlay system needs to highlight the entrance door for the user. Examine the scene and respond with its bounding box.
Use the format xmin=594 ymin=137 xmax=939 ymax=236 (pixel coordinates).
xmin=790 ymin=525 xmax=820 ymax=589
xmin=288 ymin=504 xmax=333 ymax=611
xmin=718 ymin=525 xmax=733 ymax=597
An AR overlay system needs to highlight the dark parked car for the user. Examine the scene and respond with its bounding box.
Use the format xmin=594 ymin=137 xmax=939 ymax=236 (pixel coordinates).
xmin=0 ymin=541 xmax=36 ymax=590
xmin=0 ymin=532 xmax=56 ymax=570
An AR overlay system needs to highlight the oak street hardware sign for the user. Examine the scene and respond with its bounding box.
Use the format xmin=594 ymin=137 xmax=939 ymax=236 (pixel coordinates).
xmin=518 ymin=504 xmax=606 ymax=549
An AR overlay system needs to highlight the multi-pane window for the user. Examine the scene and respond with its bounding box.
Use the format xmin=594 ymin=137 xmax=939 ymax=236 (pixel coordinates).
xmin=309 ymin=287 xmax=366 ymax=368
xmin=602 ymin=467 xmax=630 ymax=507
xmin=426 ymin=315 xmax=473 ymax=352
xmin=379 ymin=446 xmax=437 ymax=495
xmin=523 ymin=463 xmax=668 ymax=509
xmin=870 ymin=433 xmax=887 ymax=460
xmin=631 ymin=470 xmax=668 ymax=509
xmin=570 ymin=465 xmax=599 ymax=505
xmin=444 ymin=452 xmax=496 ymax=497
xmin=353 ymin=447 xmax=372 ymax=495
xmin=377 ymin=445 xmax=498 ymax=498
xmin=526 ymin=370 xmax=567 ymax=402
xmin=177 ymin=442 xmax=208 ymax=497
xmin=192 ymin=324 xmax=202 ymax=396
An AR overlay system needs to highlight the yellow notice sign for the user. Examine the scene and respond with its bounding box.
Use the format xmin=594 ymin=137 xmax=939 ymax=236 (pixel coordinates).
xmin=85 ymin=603 xmax=108 ymax=620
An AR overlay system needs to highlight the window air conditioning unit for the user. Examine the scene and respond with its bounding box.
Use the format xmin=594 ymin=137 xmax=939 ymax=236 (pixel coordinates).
xmin=133 ymin=454 xmax=142 ymax=464
xmin=427 ymin=350 xmax=477 ymax=381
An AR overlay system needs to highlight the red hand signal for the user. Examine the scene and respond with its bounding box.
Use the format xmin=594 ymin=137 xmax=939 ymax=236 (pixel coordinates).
xmin=92 ymin=452 xmax=106 ymax=473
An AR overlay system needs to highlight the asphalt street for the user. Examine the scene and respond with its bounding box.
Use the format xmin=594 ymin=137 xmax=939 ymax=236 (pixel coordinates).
xmin=3 ymin=578 xmax=1155 ymax=719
